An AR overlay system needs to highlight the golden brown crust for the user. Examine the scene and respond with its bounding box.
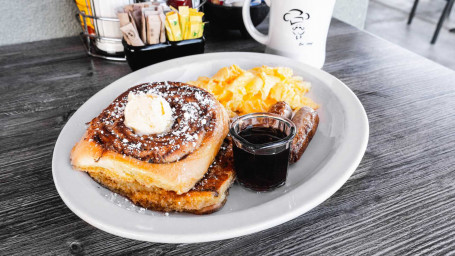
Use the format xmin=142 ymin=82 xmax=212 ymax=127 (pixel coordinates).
xmin=85 ymin=139 xmax=235 ymax=214
xmin=71 ymin=82 xmax=230 ymax=194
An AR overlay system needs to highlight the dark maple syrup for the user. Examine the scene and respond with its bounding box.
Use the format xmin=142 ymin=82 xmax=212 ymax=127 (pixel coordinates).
xmin=233 ymin=127 xmax=290 ymax=191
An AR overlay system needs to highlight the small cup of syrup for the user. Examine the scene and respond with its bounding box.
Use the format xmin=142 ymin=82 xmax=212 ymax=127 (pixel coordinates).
xmin=230 ymin=113 xmax=296 ymax=192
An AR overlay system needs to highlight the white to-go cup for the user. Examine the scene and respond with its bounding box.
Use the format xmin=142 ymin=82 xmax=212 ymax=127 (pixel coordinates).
xmin=242 ymin=0 xmax=336 ymax=69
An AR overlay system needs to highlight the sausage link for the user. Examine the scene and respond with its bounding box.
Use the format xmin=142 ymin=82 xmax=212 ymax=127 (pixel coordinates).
xmin=289 ymin=106 xmax=319 ymax=164
xmin=268 ymin=101 xmax=293 ymax=119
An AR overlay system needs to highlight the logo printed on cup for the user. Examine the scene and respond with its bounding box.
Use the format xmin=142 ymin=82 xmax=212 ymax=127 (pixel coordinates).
xmin=283 ymin=9 xmax=312 ymax=46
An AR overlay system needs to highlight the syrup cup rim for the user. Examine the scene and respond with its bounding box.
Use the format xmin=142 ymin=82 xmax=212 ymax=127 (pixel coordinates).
xmin=229 ymin=112 xmax=297 ymax=153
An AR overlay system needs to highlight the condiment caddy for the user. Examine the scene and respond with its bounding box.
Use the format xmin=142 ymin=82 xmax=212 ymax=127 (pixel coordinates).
xmin=123 ymin=37 xmax=204 ymax=71
xmin=74 ymin=0 xmax=206 ymax=66
xmin=120 ymin=4 xmax=206 ymax=70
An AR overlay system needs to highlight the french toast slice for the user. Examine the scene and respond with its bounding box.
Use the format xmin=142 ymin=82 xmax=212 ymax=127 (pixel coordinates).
xmin=87 ymin=139 xmax=235 ymax=214
xmin=70 ymin=82 xmax=230 ymax=195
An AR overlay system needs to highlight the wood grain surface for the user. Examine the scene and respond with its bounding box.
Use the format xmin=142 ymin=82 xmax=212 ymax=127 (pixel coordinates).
xmin=1 ymin=19 xmax=455 ymax=255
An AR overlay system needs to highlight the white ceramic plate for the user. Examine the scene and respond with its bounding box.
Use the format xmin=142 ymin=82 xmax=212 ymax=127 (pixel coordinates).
xmin=52 ymin=52 xmax=369 ymax=243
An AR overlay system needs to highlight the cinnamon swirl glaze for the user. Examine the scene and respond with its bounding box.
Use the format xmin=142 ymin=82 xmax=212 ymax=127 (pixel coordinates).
xmin=87 ymin=82 xmax=218 ymax=164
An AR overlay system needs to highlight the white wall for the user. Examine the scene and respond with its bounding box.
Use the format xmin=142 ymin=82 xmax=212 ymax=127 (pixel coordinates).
xmin=334 ymin=0 xmax=370 ymax=29
xmin=0 ymin=0 xmax=80 ymax=46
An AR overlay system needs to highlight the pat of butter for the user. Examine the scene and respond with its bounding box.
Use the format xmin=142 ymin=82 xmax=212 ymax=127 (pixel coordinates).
xmin=124 ymin=92 xmax=174 ymax=135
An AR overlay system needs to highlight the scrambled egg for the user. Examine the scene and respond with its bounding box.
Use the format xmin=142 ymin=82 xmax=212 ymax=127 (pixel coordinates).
xmin=188 ymin=65 xmax=318 ymax=117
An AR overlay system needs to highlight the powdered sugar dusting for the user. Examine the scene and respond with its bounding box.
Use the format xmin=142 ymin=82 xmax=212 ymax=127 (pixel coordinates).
xmin=89 ymin=82 xmax=219 ymax=163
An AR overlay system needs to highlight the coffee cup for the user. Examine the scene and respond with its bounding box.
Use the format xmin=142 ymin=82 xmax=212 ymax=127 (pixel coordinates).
xmin=243 ymin=0 xmax=336 ymax=68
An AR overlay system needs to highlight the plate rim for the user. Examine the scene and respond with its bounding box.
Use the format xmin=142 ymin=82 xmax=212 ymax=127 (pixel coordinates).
xmin=52 ymin=52 xmax=369 ymax=243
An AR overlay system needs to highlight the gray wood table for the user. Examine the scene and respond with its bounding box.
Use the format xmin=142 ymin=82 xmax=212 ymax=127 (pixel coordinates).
xmin=2 ymin=19 xmax=455 ymax=255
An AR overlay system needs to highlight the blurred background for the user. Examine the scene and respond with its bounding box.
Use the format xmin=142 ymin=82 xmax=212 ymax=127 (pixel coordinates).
xmin=366 ymin=0 xmax=455 ymax=70
xmin=1 ymin=0 xmax=454 ymax=69
xmin=0 ymin=0 xmax=369 ymax=46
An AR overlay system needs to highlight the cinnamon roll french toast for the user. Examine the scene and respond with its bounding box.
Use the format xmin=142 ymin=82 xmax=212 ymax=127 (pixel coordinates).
xmin=70 ymin=82 xmax=234 ymax=214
